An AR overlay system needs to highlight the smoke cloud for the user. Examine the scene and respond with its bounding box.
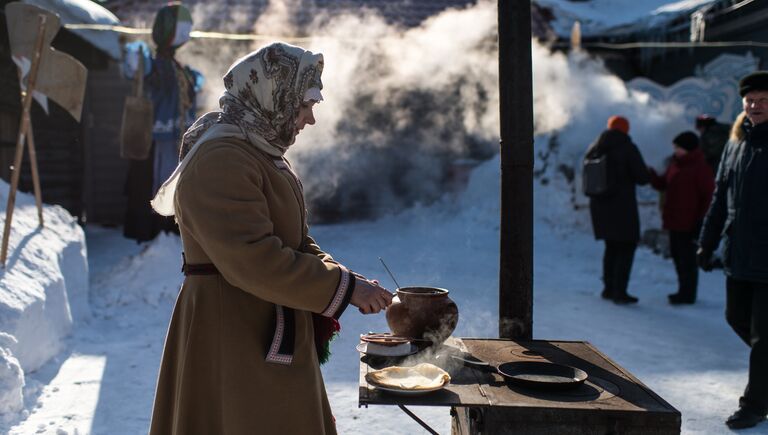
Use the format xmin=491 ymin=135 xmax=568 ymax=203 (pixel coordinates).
xmin=179 ymin=0 xmax=500 ymax=223
xmin=175 ymin=0 xmax=689 ymax=223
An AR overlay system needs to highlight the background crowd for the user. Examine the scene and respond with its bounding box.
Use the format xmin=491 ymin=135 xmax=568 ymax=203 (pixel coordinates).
xmin=584 ymin=71 xmax=768 ymax=430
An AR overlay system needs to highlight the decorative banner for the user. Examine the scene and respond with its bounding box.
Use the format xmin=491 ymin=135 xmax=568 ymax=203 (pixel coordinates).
xmin=5 ymin=2 xmax=87 ymax=122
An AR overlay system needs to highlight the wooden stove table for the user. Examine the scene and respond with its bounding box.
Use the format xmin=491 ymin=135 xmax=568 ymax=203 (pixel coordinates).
xmin=359 ymin=338 xmax=681 ymax=434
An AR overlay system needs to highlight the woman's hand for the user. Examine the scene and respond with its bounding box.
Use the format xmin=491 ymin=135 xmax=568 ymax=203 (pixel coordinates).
xmin=351 ymin=277 xmax=393 ymax=314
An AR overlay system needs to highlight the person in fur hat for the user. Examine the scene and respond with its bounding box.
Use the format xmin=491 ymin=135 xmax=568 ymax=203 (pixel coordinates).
xmin=698 ymin=71 xmax=768 ymax=430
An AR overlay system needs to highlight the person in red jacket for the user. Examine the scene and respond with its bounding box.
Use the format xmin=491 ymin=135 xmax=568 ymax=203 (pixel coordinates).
xmin=649 ymin=131 xmax=715 ymax=304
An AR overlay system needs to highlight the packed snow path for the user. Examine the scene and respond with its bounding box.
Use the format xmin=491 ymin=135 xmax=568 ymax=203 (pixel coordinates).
xmin=5 ymin=183 xmax=766 ymax=433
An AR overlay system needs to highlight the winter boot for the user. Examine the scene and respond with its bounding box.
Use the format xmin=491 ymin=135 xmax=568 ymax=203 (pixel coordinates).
xmin=668 ymin=293 xmax=695 ymax=305
xmin=613 ymin=294 xmax=639 ymax=305
xmin=725 ymin=407 xmax=766 ymax=429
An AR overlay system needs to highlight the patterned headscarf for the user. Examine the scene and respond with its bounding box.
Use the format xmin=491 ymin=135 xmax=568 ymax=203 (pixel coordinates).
xmin=179 ymin=42 xmax=324 ymax=158
xmin=151 ymin=42 xmax=324 ymax=216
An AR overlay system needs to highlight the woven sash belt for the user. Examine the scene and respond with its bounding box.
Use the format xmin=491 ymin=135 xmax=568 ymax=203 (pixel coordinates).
xmin=178 ymin=253 xmax=296 ymax=365
xmin=181 ymin=253 xmax=219 ymax=275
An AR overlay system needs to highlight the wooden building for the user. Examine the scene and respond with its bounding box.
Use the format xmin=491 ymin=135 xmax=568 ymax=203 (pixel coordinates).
xmin=0 ymin=0 xmax=131 ymax=225
xmin=570 ymin=0 xmax=768 ymax=85
xmin=640 ymin=0 xmax=768 ymax=85
xmin=0 ymin=0 xmax=556 ymax=228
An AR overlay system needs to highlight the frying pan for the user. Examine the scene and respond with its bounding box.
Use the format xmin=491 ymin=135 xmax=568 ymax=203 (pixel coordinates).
xmin=452 ymin=355 xmax=588 ymax=390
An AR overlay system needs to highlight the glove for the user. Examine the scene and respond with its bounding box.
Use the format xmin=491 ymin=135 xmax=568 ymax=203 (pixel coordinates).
xmin=696 ymin=247 xmax=713 ymax=272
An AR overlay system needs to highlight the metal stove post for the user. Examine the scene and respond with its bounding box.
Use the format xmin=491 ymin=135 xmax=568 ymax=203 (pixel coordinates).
xmin=498 ymin=0 xmax=534 ymax=340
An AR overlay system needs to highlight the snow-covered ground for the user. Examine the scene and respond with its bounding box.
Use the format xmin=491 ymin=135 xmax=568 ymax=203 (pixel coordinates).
xmin=0 ymin=1 xmax=762 ymax=433
xmin=0 ymin=152 xmax=763 ymax=434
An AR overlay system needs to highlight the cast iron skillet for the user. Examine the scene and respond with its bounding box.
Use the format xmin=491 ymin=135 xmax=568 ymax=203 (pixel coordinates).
xmin=452 ymin=355 xmax=588 ymax=390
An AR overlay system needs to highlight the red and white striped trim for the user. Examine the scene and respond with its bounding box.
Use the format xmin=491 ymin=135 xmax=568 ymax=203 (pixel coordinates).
xmin=321 ymin=265 xmax=350 ymax=317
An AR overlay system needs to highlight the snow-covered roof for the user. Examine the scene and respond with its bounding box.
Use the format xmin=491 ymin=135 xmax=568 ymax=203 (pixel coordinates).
xmin=22 ymin=0 xmax=122 ymax=60
xmin=105 ymin=0 xmax=480 ymax=31
xmin=536 ymin=0 xmax=717 ymax=38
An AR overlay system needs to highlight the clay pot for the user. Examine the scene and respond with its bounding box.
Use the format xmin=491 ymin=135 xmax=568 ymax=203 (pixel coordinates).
xmin=385 ymin=287 xmax=459 ymax=344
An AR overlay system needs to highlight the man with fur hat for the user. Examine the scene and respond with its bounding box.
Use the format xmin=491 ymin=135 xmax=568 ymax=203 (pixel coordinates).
xmin=585 ymin=115 xmax=650 ymax=304
xmin=698 ymin=71 xmax=768 ymax=430
xmin=649 ymin=131 xmax=714 ymax=305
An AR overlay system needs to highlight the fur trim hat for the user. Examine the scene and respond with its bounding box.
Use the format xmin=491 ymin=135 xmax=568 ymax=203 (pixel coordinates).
xmin=739 ymin=71 xmax=768 ymax=97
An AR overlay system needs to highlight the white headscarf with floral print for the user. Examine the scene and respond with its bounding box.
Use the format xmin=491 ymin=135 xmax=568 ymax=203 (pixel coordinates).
xmin=151 ymin=42 xmax=323 ymax=216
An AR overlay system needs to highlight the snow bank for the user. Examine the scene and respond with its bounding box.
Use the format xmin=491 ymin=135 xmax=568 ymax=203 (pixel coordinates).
xmin=0 ymin=181 xmax=88 ymax=417
xmin=90 ymin=232 xmax=182 ymax=315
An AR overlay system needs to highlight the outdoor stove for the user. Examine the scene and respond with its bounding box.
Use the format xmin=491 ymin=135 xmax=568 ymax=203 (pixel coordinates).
xmin=359 ymin=338 xmax=681 ymax=434
xmin=357 ymin=3 xmax=680 ymax=434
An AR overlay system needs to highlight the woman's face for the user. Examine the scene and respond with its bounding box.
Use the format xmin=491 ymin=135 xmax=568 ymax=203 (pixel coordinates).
xmin=295 ymin=101 xmax=317 ymax=136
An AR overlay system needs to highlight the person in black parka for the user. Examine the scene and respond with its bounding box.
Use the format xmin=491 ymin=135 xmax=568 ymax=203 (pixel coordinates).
xmin=586 ymin=115 xmax=650 ymax=304
xmin=698 ymin=71 xmax=768 ymax=430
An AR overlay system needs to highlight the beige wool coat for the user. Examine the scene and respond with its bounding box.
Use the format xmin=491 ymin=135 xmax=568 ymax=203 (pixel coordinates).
xmin=149 ymin=137 xmax=354 ymax=435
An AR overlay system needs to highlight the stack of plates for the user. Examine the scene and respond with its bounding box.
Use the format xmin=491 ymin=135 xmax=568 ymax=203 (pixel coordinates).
xmin=357 ymin=333 xmax=417 ymax=357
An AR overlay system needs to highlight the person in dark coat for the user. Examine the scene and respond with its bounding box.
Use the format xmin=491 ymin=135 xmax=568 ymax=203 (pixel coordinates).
xmin=649 ymin=131 xmax=714 ymax=304
xmin=698 ymin=71 xmax=768 ymax=430
xmin=122 ymin=3 xmax=202 ymax=242
xmin=585 ymin=115 xmax=650 ymax=304
xmin=695 ymin=114 xmax=731 ymax=172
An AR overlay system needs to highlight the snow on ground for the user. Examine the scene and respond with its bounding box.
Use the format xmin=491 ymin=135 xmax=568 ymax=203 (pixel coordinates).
xmin=536 ymin=0 xmax=716 ymax=37
xmin=0 ymin=1 xmax=761 ymax=431
xmin=0 ymin=182 xmax=88 ymax=423
xmin=1 ymin=152 xmax=765 ymax=434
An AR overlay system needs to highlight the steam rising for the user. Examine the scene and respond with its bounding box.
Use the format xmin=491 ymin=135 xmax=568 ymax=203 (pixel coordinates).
xmin=176 ymin=0 xmax=689 ymax=224
xmin=181 ymin=0 xmax=500 ymax=222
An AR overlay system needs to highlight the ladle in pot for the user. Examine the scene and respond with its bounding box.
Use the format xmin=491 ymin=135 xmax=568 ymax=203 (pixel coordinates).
xmin=379 ymin=257 xmax=402 ymax=291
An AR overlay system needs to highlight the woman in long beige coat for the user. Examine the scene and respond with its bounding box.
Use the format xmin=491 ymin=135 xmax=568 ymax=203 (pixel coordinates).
xmin=148 ymin=42 xmax=393 ymax=435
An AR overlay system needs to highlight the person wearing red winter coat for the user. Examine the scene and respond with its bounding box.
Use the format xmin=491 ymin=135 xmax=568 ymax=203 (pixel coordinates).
xmin=649 ymin=131 xmax=714 ymax=304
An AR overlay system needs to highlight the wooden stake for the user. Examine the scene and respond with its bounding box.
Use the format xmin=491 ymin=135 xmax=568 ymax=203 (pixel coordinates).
xmin=1 ymin=15 xmax=47 ymax=267
xmin=26 ymin=122 xmax=44 ymax=227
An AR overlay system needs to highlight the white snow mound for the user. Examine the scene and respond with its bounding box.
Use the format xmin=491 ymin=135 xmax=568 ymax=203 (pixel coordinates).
xmin=0 ymin=180 xmax=88 ymax=416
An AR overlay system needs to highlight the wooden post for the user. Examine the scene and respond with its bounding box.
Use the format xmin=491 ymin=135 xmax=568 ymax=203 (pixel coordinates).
xmin=498 ymin=1 xmax=534 ymax=339
xmin=26 ymin=124 xmax=44 ymax=227
xmin=1 ymin=15 xmax=47 ymax=267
